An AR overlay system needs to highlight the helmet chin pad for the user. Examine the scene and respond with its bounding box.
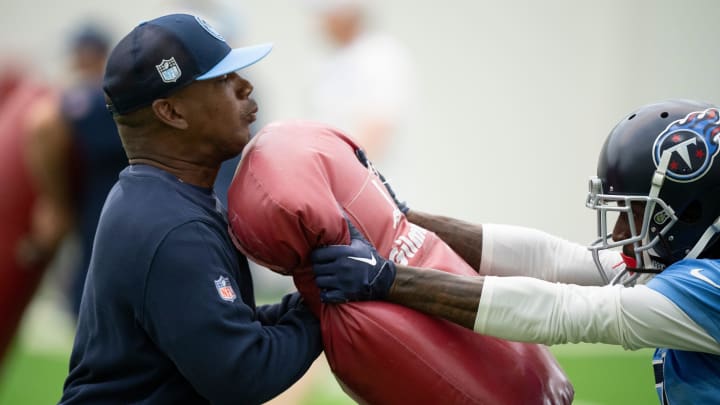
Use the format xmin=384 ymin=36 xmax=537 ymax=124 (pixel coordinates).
xmin=620 ymin=253 xmax=637 ymax=268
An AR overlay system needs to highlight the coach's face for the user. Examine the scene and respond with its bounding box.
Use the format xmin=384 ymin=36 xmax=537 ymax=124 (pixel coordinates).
xmin=174 ymin=72 xmax=258 ymax=162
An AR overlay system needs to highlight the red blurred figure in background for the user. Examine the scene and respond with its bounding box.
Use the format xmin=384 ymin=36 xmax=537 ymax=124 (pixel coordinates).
xmin=0 ymin=60 xmax=52 ymax=366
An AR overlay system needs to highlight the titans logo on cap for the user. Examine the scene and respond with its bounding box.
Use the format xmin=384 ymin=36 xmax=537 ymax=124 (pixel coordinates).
xmin=195 ymin=16 xmax=225 ymax=41
xmin=653 ymin=108 xmax=720 ymax=183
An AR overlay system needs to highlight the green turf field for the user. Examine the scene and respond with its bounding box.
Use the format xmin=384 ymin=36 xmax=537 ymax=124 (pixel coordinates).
xmin=0 ymin=283 xmax=658 ymax=405
xmin=549 ymin=344 xmax=657 ymax=405
xmin=0 ymin=342 xmax=68 ymax=405
xmin=0 ymin=341 xmax=658 ymax=404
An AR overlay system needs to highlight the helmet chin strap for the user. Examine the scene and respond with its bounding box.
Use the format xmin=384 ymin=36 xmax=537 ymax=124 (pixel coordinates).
xmin=621 ymin=252 xmax=663 ymax=273
xmin=610 ymin=249 xmax=663 ymax=286
xmin=611 ymin=149 xmax=670 ymax=284
xmin=626 ymin=150 xmax=671 ymax=275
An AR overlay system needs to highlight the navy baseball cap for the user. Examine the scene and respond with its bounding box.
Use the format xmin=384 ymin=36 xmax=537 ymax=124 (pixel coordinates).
xmin=103 ymin=13 xmax=272 ymax=115
xmin=68 ymin=23 xmax=111 ymax=54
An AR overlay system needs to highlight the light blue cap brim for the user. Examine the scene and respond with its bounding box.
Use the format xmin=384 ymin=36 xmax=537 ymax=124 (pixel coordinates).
xmin=196 ymin=43 xmax=273 ymax=80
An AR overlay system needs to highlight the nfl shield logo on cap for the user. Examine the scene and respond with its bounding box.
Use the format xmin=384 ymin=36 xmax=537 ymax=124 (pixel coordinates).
xmin=156 ymin=57 xmax=182 ymax=83
xmin=214 ymin=276 xmax=237 ymax=302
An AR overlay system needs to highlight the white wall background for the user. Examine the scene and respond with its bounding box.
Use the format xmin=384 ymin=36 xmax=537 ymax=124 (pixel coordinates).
xmin=3 ymin=0 xmax=719 ymax=244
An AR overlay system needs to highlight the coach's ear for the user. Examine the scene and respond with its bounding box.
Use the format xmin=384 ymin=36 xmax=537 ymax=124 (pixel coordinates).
xmin=151 ymin=98 xmax=188 ymax=130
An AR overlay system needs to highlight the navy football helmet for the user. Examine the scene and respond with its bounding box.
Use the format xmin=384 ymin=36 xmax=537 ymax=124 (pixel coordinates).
xmin=586 ymin=99 xmax=720 ymax=285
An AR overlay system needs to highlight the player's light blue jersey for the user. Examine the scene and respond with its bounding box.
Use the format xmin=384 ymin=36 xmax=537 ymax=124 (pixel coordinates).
xmin=646 ymin=259 xmax=720 ymax=404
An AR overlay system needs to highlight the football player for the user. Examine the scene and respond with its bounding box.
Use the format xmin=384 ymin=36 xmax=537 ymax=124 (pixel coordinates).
xmin=312 ymin=99 xmax=720 ymax=404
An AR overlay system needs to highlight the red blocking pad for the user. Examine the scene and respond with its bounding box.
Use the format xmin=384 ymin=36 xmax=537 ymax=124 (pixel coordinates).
xmin=0 ymin=77 xmax=51 ymax=365
xmin=228 ymin=121 xmax=573 ymax=404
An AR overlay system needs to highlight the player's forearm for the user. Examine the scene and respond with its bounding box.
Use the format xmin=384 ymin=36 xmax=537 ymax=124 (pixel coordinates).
xmin=474 ymin=276 xmax=720 ymax=353
xmin=388 ymin=264 xmax=483 ymax=329
xmin=479 ymin=224 xmax=619 ymax=284
xmin=406 ymin=210 xmax=483 ymax=272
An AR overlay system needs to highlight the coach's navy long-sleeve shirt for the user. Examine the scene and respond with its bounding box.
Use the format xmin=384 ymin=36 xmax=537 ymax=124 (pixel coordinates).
xmin=60 ymin=164 xmax=322 ymax=405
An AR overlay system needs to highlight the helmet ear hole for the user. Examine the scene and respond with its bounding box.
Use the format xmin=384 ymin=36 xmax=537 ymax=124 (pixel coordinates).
xmin=678 ymin=200 xmax=702 ymax=223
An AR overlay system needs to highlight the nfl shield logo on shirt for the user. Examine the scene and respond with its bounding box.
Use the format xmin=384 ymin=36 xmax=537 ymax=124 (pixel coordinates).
xmin=155 ymin=57 xmax=182 ymax=83
xmin=214 ymin=276 xmax=237 ymax=302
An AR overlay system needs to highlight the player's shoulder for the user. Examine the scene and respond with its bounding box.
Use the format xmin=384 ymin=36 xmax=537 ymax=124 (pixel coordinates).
xmin=662 ymin=258 xmax=720 ymax=277
xmin=648 ymin=259 xmax=720 ymax=296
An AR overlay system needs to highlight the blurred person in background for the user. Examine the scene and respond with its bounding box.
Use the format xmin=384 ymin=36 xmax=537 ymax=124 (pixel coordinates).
xmin=22 ymin=22 xmax=127 ymax=319
xmin=305 ymin=0 xmax=416 ymax=163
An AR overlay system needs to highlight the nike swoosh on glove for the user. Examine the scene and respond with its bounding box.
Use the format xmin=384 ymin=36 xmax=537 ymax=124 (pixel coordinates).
xmin=311 ymin=219 xmax=396 ymax=303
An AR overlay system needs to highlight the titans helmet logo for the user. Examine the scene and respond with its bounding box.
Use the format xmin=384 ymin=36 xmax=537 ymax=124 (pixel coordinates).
xmin=653 ymin=108 xmax=720 ymax=182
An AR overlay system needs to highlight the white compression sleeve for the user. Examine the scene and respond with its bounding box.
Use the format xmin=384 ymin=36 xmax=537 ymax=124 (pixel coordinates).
xmin=475 ymin=276 xmax=720 ymax=354
xmin=480 ymin=224 xmax=624 ymax=285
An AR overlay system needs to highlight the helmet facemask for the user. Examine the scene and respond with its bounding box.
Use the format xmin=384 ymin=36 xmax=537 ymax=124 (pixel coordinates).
xmin=586 ymin=176 xmax=674 ymax=286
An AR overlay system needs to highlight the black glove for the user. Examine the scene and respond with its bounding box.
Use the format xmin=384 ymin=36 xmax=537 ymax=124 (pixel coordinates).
xmin=311 ymin=219 xmax=396 ymax=303
xmin=355 ymin=148 xmax=409 ymax=214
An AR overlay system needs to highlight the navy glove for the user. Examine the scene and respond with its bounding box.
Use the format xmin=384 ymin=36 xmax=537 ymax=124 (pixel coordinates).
xmin=355 ymin=148 xmax=409 ymax=214
xmin=311 ymin=219 xmax=396 ymax=303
